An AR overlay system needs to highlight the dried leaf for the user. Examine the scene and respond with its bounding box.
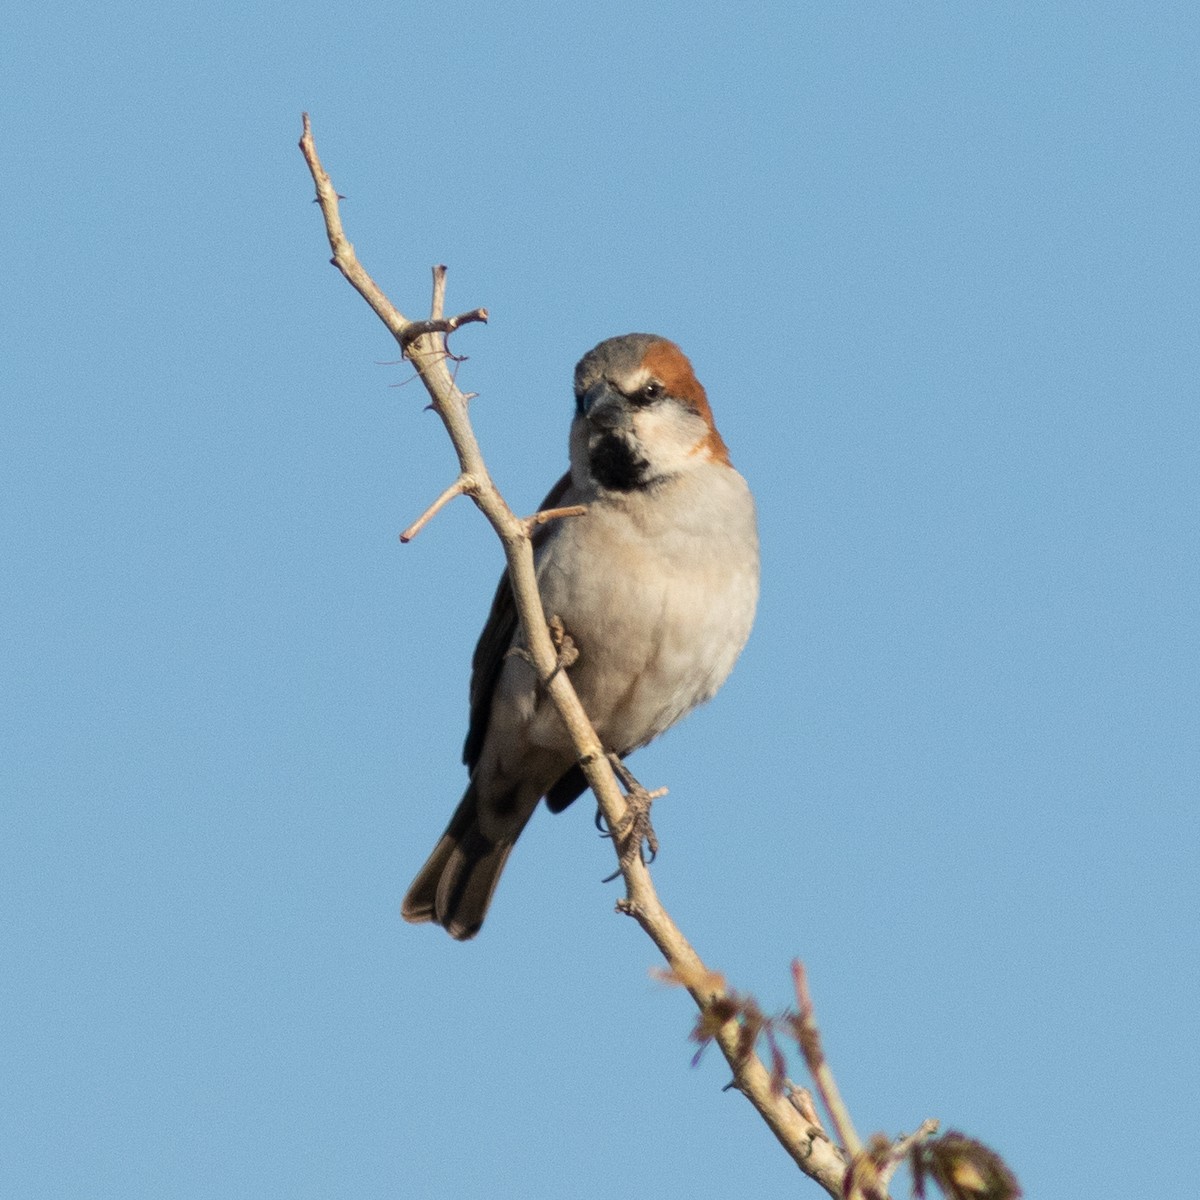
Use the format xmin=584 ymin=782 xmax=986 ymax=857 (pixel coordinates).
xmin=913 ymin=1131 xmax=1021 ymax=1200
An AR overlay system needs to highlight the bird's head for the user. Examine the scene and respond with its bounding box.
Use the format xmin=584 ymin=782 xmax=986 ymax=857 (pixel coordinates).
xmin=570 ymin=334 xmax=730 ymax=492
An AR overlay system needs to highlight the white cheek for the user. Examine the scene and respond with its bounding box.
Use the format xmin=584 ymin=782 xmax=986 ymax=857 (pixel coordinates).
xmin=632 ymin=406 xmax=707 ymax=472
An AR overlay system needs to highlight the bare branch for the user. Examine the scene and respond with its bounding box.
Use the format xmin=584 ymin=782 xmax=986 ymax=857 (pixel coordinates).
xmin=300 ymin=113 xmax=847 ymax=1198
xmin=399 ymin=476 xmax=475 ymax=543
xmin=792 ymin=960 xmax=863 ymax=1160
xmin=430 ymin=264 xmax=447 ymax=322
xmin=299 ymin=114 xmax=412 ymax=347
xmin=401 ymin=309 xmax=490 ymax=343
xmin=522 ymin=504 xmax=588 ymax=536
xmin=878 ymin=1119 xmax=940 ymax=1189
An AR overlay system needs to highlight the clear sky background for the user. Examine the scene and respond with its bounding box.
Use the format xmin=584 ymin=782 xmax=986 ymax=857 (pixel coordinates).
xmin=4 ymin=3 xmax=1197 ymax=1197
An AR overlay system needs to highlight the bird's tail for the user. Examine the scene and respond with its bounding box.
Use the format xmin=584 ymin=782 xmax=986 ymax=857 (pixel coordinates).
xmin=401 ymin=782 xmax=529 ymax=940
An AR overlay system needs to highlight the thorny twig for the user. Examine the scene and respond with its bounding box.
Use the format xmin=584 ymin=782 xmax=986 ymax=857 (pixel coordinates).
xmin=299 ymin=114 xmax=1018 ymax=1200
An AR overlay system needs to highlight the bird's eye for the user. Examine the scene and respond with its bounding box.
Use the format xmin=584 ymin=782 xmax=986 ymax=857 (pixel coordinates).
xmin=636 ymin=380 xmax=665 ymax=405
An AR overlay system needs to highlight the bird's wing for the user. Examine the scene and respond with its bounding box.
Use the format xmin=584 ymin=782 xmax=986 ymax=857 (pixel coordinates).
xmin=462 ymin=470 xmax=575 ymax=771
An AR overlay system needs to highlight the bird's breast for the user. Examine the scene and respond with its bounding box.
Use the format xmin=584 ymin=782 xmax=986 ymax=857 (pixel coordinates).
xmin=531 ymin=466 xmax=759 ymax=754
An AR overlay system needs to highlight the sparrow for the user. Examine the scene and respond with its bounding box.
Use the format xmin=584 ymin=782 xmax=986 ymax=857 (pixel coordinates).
xmin=402 ymin=334 xmax=759 ymax=939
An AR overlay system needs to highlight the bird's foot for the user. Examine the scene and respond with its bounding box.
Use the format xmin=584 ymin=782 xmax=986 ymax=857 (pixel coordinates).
xmin=547 ymin=615 xmax=578 ymax=670
xmin=505 ymin=615 xmax=577 ymax=687
xmin=600 ymin=753 xmax=667 ymax=869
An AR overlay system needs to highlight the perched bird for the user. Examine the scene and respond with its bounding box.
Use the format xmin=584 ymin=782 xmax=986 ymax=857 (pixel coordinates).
xmin=402 ymin=334 xmax=759 ymax=939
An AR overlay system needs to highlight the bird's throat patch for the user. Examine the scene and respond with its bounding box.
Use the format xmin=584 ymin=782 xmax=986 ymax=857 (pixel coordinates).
xmin=590 ymin=433 xmax=650 ymax=491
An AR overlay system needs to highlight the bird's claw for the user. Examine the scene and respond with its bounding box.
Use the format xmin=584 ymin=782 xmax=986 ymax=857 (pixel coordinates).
xmin=595 ymin=753 xmax=665 ymax=873
xmin=543 ymin=615 xmax=578 ymax=686
xmin=506 ymin=615 xmax=578 ymax=689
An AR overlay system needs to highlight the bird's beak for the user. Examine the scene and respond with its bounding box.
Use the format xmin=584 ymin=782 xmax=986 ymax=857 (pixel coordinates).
xmin=580 ymin=381 xmax=630 ymax=432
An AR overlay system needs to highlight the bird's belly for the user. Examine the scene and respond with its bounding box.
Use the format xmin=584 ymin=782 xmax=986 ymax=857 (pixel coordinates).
xmin=529 ymin=536 xmax=756 ymax=755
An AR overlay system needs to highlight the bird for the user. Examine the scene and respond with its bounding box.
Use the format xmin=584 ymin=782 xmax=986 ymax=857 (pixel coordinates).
xmin=402 ymin=333 xmax=760 ymax=939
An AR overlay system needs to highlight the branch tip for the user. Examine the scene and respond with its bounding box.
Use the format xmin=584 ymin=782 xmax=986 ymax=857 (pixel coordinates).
xmin=522 ymin=504 xmax=588 ymax=536
xmin=399 ymin=477 xmax=471 ymax=542
xmin=299 ymin=113 xmax=414 ymax=344
xmin=430 ymin=265 xmax=447 ymax=321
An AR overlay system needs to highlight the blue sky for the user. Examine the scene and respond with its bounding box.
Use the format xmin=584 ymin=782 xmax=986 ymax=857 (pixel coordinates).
xmin=4 ymin=3 xmax=1197 ymax=1197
